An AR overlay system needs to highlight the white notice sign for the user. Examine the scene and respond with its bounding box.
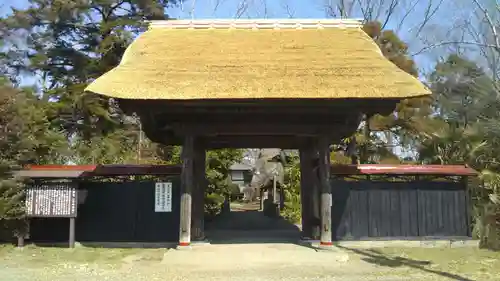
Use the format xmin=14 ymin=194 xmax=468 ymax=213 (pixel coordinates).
xmin=155 ymin=182 xmax=172 ymax=212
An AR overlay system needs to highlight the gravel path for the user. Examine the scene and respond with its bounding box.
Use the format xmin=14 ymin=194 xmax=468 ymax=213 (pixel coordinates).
xmin=0 ymin=243 xmax=477 ymax=281
xmin=1 ymin=204 xmax=494 ymax=281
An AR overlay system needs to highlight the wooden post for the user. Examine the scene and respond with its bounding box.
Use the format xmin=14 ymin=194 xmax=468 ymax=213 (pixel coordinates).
xmin=179 ymin=135 xmax=195 ymax=247
xmin=299 ymin=146 xmax=314 ymax=239
xmin=311 ymin=146 xmax=321 ymax=240
xmin=69 ymin=217 xmax=76 ymax=248
xmin=260 ymin=188 xmax=264 ymax=211
xmin=17 ymin=235 xmax=24 ymax=248
xmin=191 ymin=139 xmax=206 ymax=241
xmin=463 ymin=176 xmax=473 ymax=237
xmin=317 ymin=136 xmax=333 ymax=246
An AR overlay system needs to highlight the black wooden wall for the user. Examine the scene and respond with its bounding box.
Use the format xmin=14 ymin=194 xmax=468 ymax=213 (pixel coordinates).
xmin=29 ymin=177 xmax=181 ymax=243
xmin=331 ymin=180 xmax=471 ymax=240
xmin=29 ymin=177 xmax=472 ymax=243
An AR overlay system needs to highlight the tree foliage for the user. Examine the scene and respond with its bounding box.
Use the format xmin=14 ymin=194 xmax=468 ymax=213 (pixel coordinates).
xmin=205 ymin=149 xmax=243 ymax=218
xmin=0 ymin=78 xmax=67 ymax=239
xmin=344 ymin=22 xmax=434 ymax=164
xmin=1 ymin=0 xmax=177 ymax=162
xmin=420 ymin=54 xmax=500 ymax=249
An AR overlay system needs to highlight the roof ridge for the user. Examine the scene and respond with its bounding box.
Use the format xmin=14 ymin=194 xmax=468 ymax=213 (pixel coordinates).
xmin=148 ymin=18 xmax=363 ymax=30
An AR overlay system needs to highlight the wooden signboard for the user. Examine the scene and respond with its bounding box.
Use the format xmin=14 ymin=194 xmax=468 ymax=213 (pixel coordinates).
xmin=25 ymin=183 xmax=78 ymax=218
xmin=155 ymin=182 xmax=172 ymax=212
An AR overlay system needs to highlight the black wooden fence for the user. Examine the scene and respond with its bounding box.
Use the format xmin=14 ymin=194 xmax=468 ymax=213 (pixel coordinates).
xmin=331 ymin=179 xmax=471 ymax=240
xmin=30 ymin=177 xmax=181 ymax=243
xmin=28 ymin=171 xmax=472 ymax=243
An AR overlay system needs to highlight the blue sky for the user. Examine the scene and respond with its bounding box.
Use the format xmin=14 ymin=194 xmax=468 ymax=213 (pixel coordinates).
xmin=1 ymin=0 xmax=452 ymax=87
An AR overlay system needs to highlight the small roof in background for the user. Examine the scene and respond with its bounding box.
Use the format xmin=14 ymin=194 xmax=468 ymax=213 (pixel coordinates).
xmin=330 ymin=164 xmax=477 ymax=176
xmin=15 ymin=165 xmax=182 ymax=179
xmin=85 ymin=19 xmax=430 ymax=101
xmin=230 ymin=163 xmax=253 ymax=170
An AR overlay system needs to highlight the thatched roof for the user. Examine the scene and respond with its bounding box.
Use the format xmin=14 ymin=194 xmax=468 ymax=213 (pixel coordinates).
xmin=85 ymin=19 xmax=430 ymax=100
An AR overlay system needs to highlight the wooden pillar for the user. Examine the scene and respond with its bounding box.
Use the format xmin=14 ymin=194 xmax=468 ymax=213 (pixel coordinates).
xmin=179 ymin=135 xmax=195 ymax=247
xmin=317 ymin=136 xmax=333 ymax=246
xmin=17 ymin=235 xmax=24 ymax=248
xmin=191 ymin=139 xmax=206 ymax=241
xmin=299 ymin=145 xmax=314 ymax=239
xmin=69 ymin=217 xmax=76 ymax=248
xmin=308 ymin=141 xmax=321 ymax=240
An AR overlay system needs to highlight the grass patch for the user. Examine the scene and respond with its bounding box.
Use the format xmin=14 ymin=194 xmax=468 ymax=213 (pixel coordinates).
xmin=347 ymin=247 xmax=500 ymax=281
xmin=0 ymin=244 xmax=165 ymax=268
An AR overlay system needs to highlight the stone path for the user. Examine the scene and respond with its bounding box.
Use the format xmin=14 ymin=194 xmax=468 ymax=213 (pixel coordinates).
xmin=205 ymin=201 xmax=301 ymax=243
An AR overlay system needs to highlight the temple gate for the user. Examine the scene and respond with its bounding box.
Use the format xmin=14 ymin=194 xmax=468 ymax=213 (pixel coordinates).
xmin=85 ymin=18 xmax=431 ymax=247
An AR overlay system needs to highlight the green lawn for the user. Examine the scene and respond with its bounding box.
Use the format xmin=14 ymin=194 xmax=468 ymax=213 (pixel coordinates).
xmin=346 ymin=247 xmax=500 ymax=281
xmin=0 ymin=244 xmax=165 ymax=267
xmin=0 ymin=243 xmax=499 ymax=281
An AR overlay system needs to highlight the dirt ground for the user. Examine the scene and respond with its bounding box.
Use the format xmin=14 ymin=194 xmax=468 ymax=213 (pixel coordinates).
xmin=2 ymin=202 xmax=497 ymax=281
xmin=0 ymin=243 xmax=499 ymax=281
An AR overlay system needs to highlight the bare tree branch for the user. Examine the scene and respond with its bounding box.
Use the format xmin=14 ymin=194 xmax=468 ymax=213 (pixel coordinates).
xmin=212 ymin=0 xmax=227 ymax=15
xmin=380 ymin=0 xmax=399 ymax=29
xmin=323 ymin=0 xmax=338 ymax=17
xmin=324 ymin=0 xmax=355 ymax=18
xmin=471 ymin=0 xmax=500 ymax=51
xmin=280 ymin=0 xmax=295 ymax=18
xmin=412 ymin=41 xmax=500 ymax=57
xmin=355 ymin=0 xmax=371 ymax=20
xmin=234 ymin=0 xmax=249 ymax=19
xmin=261 ymin=0 xmax=268 ymax=18
xmin=414 ymin=0 xmax=444 ymax=38
xmin=190 ymin=0 xmax=196 ymax=19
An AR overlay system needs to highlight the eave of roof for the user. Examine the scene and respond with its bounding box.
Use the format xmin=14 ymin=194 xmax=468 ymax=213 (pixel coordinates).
xmin=330 ymin=164 xmax=477 ymax=176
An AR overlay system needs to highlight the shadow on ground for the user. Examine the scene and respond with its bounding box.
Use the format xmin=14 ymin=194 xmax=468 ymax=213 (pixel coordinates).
xmin=338 ymin=246 xmax=475 ymax=281
xmin=17 ymin=201 xmax=305 ymax=249
xmin=205 ymin=201 xmax=303 ymax=245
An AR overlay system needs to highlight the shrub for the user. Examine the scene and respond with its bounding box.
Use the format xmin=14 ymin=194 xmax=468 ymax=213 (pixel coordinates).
xmin=0 ymin=164 xmax=26 ymax=241
xmin=281 ymin=155 xmax=302 ymax=224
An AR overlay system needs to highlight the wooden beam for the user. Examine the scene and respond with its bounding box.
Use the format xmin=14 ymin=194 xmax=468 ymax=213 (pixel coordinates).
xmin=191 ymin=139 xmax=206 ymax=241
xmin=170 ymin=123 xmax=347 ymax=136
xmin=179 ymin=135 xmax=195 ymax=247
xmin=121 ymin=98 xmax=399 ymax=116
xmin=69 ymin=217 xmax=76 ymax=248
xmin=317 ymin=136 xmax=333 ymax=246
xmin=155 ymin=112 xmax=361 ymax=123
xmin=143 ymin=132 xmax=361 ymax=148
xmin=203 ymin=136 xmax=315 ymax=149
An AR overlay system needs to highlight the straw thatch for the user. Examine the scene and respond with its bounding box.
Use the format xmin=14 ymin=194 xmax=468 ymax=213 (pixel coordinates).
xmin=85 ymin=19 xmax=431 ymax=100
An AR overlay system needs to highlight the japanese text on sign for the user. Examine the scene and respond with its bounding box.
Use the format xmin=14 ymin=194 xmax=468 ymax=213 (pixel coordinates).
xmin=25 ymin=183 xmax=77 ymax=217
xmin=155 ymin=182 xmax=172 ymax=212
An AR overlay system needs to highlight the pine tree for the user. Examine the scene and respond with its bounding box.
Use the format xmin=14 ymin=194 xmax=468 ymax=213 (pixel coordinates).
xmin=0 ymin=78 xmax=66 ymax=239
xmin=1 ymin=0 xmax=178 ymax=162
xmin=0 ymin=162 xmax=26 ymax=241
xmin=344 ymin=22 xmax=433 ymax=164
xmin=423 ymin=54 xmax=500 ymax=249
